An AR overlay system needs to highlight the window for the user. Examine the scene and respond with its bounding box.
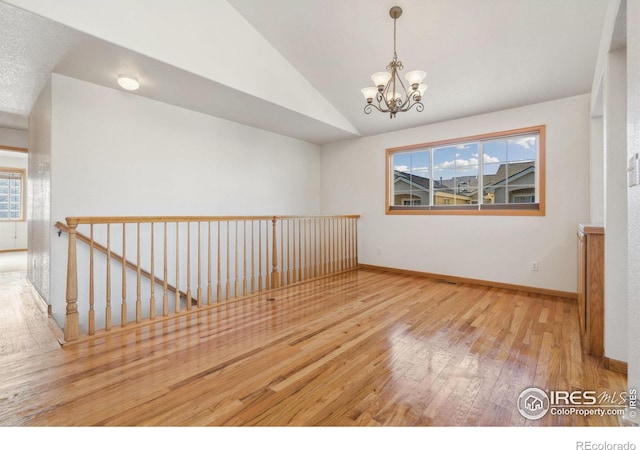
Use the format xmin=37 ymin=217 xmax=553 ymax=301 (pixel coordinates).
xmin=0 ymin=168 xmax=25 ymax=221
xmin=386 ymin=125 xmax=545 ymax=215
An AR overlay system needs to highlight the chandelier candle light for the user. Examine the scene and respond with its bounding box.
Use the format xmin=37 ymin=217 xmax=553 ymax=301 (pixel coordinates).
xmin=361 ymin=6 xmax=427 ymax=118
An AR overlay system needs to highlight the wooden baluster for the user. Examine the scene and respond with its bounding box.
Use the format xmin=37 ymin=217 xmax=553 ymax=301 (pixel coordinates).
xmin=258 ymin=220 xmax=263 ymax=292
xmin=297 ymin=219 xmax=302 ymax=282
xmin=136 ymin=223 xmax=142 ymax=323
xmin=287 ymin=220 xmax=292 ymax=285
xmin=307 ymin=218 xmax=312 ymax=279
xmin=251 ymin=221 xmax=256 ymax=294
xmin=106 ymin=224 xmax=112 ymax=330
xmin=243 ymin=221 xmax=247 ymax=296
xmin=340 ymin=218 xmax=347 ymax=270
xmin=338 ymin=218 xmax=342 ymax=271
xmin=197 ymin=222 xmax=202 ymax=308
xmin=186 ymin=222 xmax=192 ymax=310
xmin=353 ymin=217 xmax=357 ymax=267
xmin=207 ymin=222 xmax=213 ymax=305
xmin=175 ymin=222 xmax=180 ymax=313
xmin=150 ymin=223 xmax=156 ymax=319
xmin=327 ymin=218 xmax=332 ymax=274
xmin=346 ymin=218 xmax=350 ymax=269
xmin=292 ymin=219 xmax=297 ymax=283
xmin=303 ymin=219 xmax=309 ymax=280
xmin=343 ymin=218 xmax=348 ymax=270
xmin=235 ymin=221 xmax=239 ymax=298
xmin=322 ymin=217 xmax=329 ymax=275
xmin=64 ymin=219 xmax=79 ymax=342
xmin=318 ymin=218 xmax=322 ymax=276
xmin=280 ymin=218 xmax=284 ymax=286
xmin=266 ymin=219 xmax=270 ymax=289
xmin=226 ymin=221 xmax=231 ymax=300
xmin=121 ymin=223 xmax=127 ymax=327
xmin=333 ymin=219 xmax=340 ymax=272
xmin=88 ymin=224 xmax=95 ymax=335
xmin=217 ymin=221 xmax=222 ymax=302
xmin=351 ymin=218 xmax=355 ymax=268
xmin=163 ymin=223 xmax=168 ymax=316
xmin=271 ymin=217 xmax=279 ymax=289
xmin=314 ymin=218 xmax=319 ymax=277
xmin=344 ymin=218 xmax=348 ymax=270
xmin=319 ymin=217 xmax=324 ymax=274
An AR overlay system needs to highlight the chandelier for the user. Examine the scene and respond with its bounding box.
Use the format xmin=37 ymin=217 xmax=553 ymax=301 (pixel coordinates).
xmin=361 ymin=6 xmax=427 ymax=119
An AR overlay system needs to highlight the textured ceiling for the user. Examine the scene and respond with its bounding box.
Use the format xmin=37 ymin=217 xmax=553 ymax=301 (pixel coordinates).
xmin=0 ymin=2 xmax=80 ymax=130
xmin=0 ymin=0 xmax=609 ymax=144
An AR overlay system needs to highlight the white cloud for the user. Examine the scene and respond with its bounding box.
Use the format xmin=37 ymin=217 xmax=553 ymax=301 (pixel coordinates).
xmin=435 ymin=158 xmax=479 ymax=172
xmin=513 ymin=136 xmax=536 ymax=149
xmin=394 ymin=165 xmax=429 ymax=174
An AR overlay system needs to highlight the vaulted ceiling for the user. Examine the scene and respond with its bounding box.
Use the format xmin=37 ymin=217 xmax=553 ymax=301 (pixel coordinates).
xmin=0 ymin=0 xmax=608 ymax=145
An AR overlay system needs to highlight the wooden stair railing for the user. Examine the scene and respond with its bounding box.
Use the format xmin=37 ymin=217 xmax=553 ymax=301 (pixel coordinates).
xmin=59 ymin=215 xmax=360 ymax=343
xmin=55 ymin=221 xmax=190 ymax=302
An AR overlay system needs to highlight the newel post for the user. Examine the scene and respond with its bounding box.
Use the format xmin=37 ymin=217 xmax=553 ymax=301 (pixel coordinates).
xmin=271 ymin=216 xmax=279 ymax=289
xmin=64 ymin=218 xmax=79 ymax=342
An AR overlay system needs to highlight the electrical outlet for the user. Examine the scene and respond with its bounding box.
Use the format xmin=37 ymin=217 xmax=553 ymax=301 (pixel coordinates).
xmin=531 ymin=261 xmax=539 ymax=271
xmin=377 ymin=247 xmax=382 ymax=255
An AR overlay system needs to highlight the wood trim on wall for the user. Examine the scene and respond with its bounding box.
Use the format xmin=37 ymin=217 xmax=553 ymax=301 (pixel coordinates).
xmin=603 ymin=357 xmax=628 ymax=374
xmin=0 ymin=145 xmax=28 ymax=153
xmin=358 ymin=263 xmax=577 ymax=299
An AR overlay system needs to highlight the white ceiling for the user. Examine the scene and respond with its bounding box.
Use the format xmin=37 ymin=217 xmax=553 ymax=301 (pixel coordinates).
xmin=0 ymin=0 xmax=608 ymax=144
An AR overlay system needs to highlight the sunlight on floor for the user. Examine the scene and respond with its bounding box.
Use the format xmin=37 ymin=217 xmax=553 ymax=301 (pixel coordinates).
xmin=0 ymin=251 xmax=27 ymax=273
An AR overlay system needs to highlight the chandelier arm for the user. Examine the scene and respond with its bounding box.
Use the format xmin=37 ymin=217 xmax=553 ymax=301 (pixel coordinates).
xmin=364 ymin=103 xmax=388 ymax=114
xmin=378 ymin=83 xmax=394 ymax=113
xmin=401 ymin=100 xmax=424 ymax=113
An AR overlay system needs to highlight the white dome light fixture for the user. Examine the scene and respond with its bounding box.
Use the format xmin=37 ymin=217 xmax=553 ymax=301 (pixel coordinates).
xmin=361 ymin=6 xmax=427 ymax=119
xmin=117 ymin=75 xmax=140 ymax=91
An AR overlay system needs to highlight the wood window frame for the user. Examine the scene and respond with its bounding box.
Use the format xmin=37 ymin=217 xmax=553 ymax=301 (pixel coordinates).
xmin=385 ymin=125 xmax=546 ymax=216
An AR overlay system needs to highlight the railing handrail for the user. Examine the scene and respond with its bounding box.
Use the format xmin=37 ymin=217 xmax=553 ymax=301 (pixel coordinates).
xmin=61 ymin=214 xmax=360 ymax=343
xmin=66 ymin=214 xmax=361 ymax=226
xmin=55 ymin=221 xmax=188 ymax=300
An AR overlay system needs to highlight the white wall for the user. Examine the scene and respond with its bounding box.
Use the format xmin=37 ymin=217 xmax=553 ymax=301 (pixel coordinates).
xmin=0 ymin=150 xmax=28 ymax=250
xmin=320 ymin=95 xmax=591 ymax=294
xmin=42 ymin=74 xmax=321 ymax=327
xmin=0 ymin=127 xmax=27 ymax=148
xmin=27 ymin=78 xmax=52 ymax=303
xmin=603 ymin=49 xmax=628 ymax=363
xmin=626 ymin=0 xmax=640 ymax=425
xmin=590 ymin=117 xmax=605 ymax=223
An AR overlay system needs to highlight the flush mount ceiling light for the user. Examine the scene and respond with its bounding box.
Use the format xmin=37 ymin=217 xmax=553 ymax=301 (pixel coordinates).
xmin=361 ymin=6 xmax=427 ymax=119
xmin=117 ymin=75 xmax=140 ymax=91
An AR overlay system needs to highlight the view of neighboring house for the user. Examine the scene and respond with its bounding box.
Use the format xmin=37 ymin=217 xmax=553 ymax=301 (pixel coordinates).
xmin=393 ymin=161 xmax=535 ymax=206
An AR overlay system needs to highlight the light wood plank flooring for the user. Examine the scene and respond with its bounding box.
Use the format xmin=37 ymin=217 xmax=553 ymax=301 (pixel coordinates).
xmin=0 ymin=269 xmax=627 ymax=426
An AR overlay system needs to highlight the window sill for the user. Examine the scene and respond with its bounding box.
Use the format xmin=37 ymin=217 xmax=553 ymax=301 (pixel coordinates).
xmin=386 ymin=204 xmax=545 ymax=216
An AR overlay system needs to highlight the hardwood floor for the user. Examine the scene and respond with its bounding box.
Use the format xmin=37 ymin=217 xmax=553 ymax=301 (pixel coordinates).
xmin=0 ymin=268 xmax=627 ymax=426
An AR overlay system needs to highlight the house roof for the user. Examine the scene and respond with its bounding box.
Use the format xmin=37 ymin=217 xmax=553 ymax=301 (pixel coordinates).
xmin=394 ymin=171 xmax=449 ymax=192
xmin=484 ymin=162 xmax=535 ymax=187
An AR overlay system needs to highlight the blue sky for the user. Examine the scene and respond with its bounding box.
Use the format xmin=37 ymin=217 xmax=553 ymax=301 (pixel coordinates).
xmin=393 ymin=134 xmax=537 ymax=181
